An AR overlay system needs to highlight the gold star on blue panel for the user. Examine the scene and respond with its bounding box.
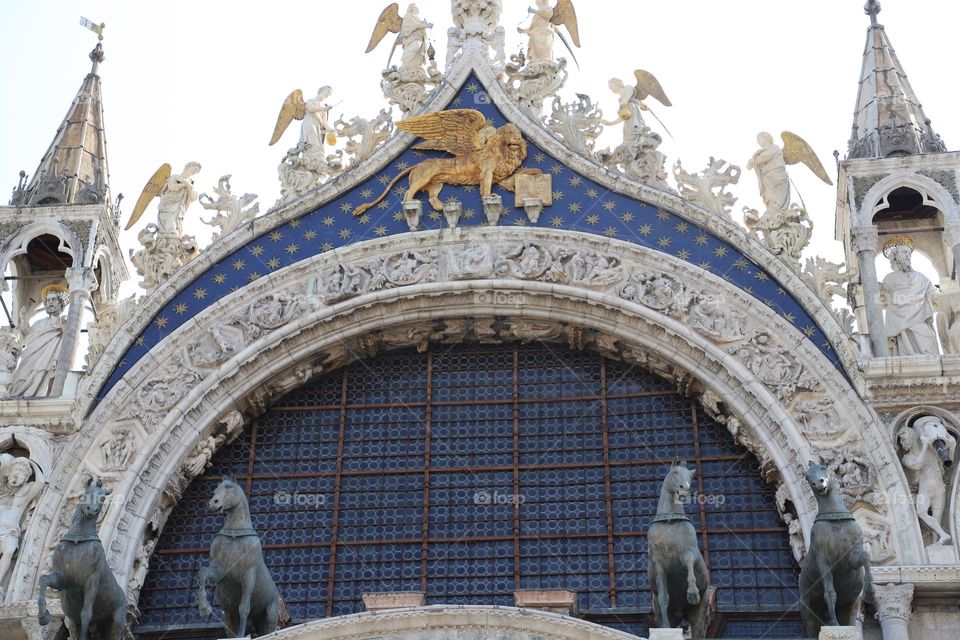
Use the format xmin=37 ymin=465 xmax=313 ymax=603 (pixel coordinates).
xmin=96 ymin=71 xmax=848 ymax=405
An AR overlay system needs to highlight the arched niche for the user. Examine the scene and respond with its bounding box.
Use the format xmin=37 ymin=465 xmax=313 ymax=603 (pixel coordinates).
xmin=889 ymin=406 xmax=960 ymax=561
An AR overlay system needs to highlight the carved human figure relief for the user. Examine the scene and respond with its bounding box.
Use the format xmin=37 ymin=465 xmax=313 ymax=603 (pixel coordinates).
xmin=880 ymin=236 xmax=940 ymax=356
xmin=100 ymin=427 xmax=136 ymax=472
xmin=0 ymin=454 xmax=45 ymax=597
xmin=10 ymin=286 xmax=68 ymax=398
xmin=0 ymin=329 xmax=21 ymax=396
xmin=896 ymin=416 xmax=956 ymax=547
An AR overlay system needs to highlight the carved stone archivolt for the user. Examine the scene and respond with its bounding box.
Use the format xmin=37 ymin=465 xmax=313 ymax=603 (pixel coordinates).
xmin=15 ymin=226 xmax=915 ymax=608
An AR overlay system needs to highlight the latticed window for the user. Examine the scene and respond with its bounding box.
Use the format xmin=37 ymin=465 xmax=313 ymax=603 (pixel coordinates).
xmin=137 ymin=343 xmax=802 ymax=638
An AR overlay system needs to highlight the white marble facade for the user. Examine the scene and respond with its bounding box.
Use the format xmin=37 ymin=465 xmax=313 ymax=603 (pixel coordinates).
xmin=2 ymin=2 xmax=960 ymax=640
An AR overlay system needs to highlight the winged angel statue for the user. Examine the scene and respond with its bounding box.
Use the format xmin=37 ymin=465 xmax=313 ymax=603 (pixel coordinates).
xmin=519 ymin=0 xmax=580 ymax=64
xmin=269 ymin=87 xmax=344 ymax=204
xmin=365 ymin=4 xmax=439 ymax=113
xmin=125 ymin=163 xmax=202 ymax=292
xmin=744 ymin=132 xmax=833 ymax=262
xmin=353 ymin=109 xmax=538 ymax=215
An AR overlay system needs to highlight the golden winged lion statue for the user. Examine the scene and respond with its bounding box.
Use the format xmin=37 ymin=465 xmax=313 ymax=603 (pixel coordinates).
xmin=354 ymin=109 xmax=538 ymax=216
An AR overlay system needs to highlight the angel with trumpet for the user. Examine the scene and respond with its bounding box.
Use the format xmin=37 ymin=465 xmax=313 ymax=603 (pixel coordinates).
xmin=519 ymin=0 xmax=580 ymax=64
xmin=604 ymin=70 xmax=672 ymax=145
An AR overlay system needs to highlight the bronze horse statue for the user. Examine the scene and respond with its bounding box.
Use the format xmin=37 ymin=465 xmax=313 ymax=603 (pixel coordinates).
xmin=799 ymin=458 xmax=874 ymax=636
xmin=198 ymin=478 xmax=281 ymax=637
xmin=37 ymin=477 xmax=127 ymax=640
xmin=647 ymin=461 xmax=713 ymax=637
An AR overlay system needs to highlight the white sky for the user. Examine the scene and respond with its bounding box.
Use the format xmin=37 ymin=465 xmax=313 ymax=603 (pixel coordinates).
xmin=1 ymin=0 xmax=958 ymax=291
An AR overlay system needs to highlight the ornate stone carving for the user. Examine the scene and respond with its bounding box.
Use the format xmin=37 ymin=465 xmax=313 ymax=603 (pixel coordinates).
xmin=495 ymin=243 xmax=622 ymax=287
xmin=821 ymin=446 xmax=886 ymax=512
xmin=335 ymin=110 xmax=394 ymax=167
xmin=545 ymin=94 xmax=603 ymax=158
xmin=199 ymin=174 xmax=259 ymax=241
xmin=85 ymin=296 xmax=137 ymax=370
xmin=729 ymin=330 xmax=820 ymax=399
xmin=0 ymin=328 xmax=22 ymax=396
xmin=872 ymin=582 xmax=913 ymax=624
xmin=597 ymin=133 xmax=670 ymax=190
xmin=276 ymin=143 xmax=344 ymax=207
xmin=100 ymin=426 xmax=136 ymax=472
xmin=673 ymin=158 xmax=741 ymax=218
xmin=505 ymin=57 xmax=568 ymax=118
xmin=794 ymin=399 xmax=856 ymax=447
xmin=688 ymin=292 xmax=745 ymax=342
xmin=802 ymin=257 xmax=854 ymax=307
xmin=317 ymin=250 xmax=440 ymax=304
xmin=619 ymin=271 xmax=690 ymax=318
xmin=849 ymin=226 xmax=879 ymax=255
xmin=448 ymin=0 xmax=505 ymax=71
xmin=743 ymin=203 xmax=812 ymax=266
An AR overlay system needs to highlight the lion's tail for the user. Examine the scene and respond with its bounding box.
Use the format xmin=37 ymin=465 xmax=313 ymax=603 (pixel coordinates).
xmin=353 ymin=166 xmax=416 ymax=216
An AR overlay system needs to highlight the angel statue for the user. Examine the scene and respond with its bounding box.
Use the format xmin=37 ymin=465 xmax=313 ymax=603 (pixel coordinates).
xmin=126 ymin=163 xmax=203 ymax=293
xmin=367 ymin=4 xmax=440 ymax=113
xmin=603 ymin=70 xmax=672 ymax=145
xmin=367 ymin=3 xmax=434 ymax=79
xmin=353 ymin=109 xmax=540 ymax=215
xmin=746 ymin=131 xmax=832 ymax=215
xmin=269 ymin=88 xmax=344 ymax=204
xmin=743 ymin=132 xmax=832 ymax=264
xmin=518 ymin=0 xmax=580 ymax=64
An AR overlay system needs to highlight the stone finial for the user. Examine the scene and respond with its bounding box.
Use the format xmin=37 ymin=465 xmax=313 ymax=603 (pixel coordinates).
xmin=864 ymin=0 xmax=881 ymax=24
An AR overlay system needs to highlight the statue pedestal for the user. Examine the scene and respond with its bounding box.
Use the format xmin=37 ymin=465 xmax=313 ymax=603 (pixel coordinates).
xmin=925 ymin=543 xmax=957 ymax=564
xmin=647 ymin=629 xmax=684 ymax=640
xmin=818 ymin=626 xmax=856 ymax=640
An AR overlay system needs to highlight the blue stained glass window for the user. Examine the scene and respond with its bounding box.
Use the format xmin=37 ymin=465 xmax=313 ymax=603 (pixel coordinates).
xmin=136 ymin=344 xmax=800 ymax=638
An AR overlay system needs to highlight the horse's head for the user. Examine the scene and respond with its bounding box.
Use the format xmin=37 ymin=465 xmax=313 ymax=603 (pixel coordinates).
xmin=805 ymin=457 xmax=833 ymax=496
xmin=79 ymin=476 xmax=112 ymax=520
xmin=209 ymin=477 xmax=245 ymax=514
xmin=663 ymin=460 xmax=694 ymax=505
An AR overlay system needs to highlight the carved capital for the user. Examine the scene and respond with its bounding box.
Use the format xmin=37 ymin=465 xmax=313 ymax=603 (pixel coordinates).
xmin=873 ymin=582 xmax=914 ymax=623
xmin=850 ymin=227 xmax=880 ymax=256
xmin=944 ymin=221 xmax=960 ymax=249
xmin=64 ymin=266 xmax=98 ymax=296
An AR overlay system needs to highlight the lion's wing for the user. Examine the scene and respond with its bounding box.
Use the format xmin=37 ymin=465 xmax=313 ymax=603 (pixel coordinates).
xmin=397 ymin=109 xmax=487 ymax=156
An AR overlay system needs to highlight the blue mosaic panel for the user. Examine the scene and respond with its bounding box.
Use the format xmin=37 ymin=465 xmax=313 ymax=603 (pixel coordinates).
xmin=97 ymin=73 xmax=844 ymax=407
xmin=136 ymin=344 xmax=800 ymax=638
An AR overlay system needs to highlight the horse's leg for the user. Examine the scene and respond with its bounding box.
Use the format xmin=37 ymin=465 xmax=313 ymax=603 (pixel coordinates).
xmin=815 ymin=553 xmax=839 ymax=626
xmin=198 ymin=563 xmax=221 ymax=618
xmin=651 ymin=561 xmax=670 ymax=628
xmin=37 ymin=571 xmax=64 ymax=626
xmin=79 ymin=572 xmax=101 ymax=640
xmin=682 ymin=549 xmax=701 ymax=605
xmin=236 ymin=566 xmax=257 ymax=638
xmin=263 ymin=597 xmax=280 ymax=634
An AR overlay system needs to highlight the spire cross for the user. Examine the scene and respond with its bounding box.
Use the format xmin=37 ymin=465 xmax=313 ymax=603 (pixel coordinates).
xmin=865 ymin=0 xmax=881 ymax=25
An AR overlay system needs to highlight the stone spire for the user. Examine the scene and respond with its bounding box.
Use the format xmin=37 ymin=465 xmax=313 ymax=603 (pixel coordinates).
xmin=9 ymin=41 xmax=111 ymax=207
xmin=846 ymin=0 xmax=946 ymax=159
